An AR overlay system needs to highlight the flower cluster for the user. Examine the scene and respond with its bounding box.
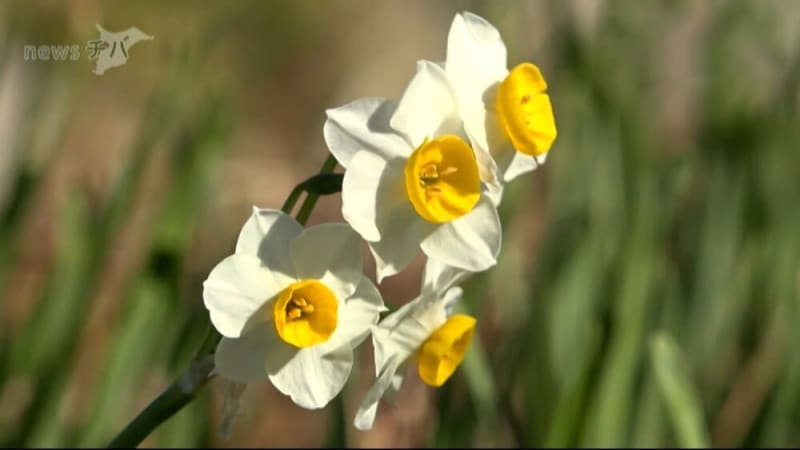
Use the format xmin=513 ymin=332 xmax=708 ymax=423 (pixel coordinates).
xmin=203 ymin=11 xmax=556 ymax=432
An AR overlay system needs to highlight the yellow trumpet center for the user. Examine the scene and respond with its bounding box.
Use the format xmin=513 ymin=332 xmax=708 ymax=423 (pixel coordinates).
xmin=495 ymin=62 xmax=557 ymax=156
xmin=417 ymin=314 xmax=477 ymax=387
xmin=403 ymin=135 xmax=481 ymax=224
xmin=273 ymin=279 xmax=338 ymax=348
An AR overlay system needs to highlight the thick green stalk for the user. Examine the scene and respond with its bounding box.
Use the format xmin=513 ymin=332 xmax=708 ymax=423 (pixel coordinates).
xmin=107 ymin=153 xmax=339 ymax=448
xmin=107 ymin=356 xmax=214 ymax=448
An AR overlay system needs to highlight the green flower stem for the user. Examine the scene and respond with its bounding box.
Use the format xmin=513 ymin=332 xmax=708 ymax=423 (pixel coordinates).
xmin=107 ymin=356 xmax=214 ymax=448
xmin=281 ymin=183 xmax=305 ymax=216
xmin=295 ymin=155 xmax=338 ymax=225
xmin=107 ymin=153 xmax=339 ymax=448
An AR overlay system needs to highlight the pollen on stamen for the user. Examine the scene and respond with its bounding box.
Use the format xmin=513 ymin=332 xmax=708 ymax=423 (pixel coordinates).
xmin=438 ymin=166 xmax=459 ymax=177
xmin=287 ymin=309 xmax=302 ymax=320
xmin=419 ymin=164 xmax=440 ymax=185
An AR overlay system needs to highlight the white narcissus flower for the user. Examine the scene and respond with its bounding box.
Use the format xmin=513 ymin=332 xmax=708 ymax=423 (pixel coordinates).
xmin=324 ymin=61 xmax=502 ymax=282
xmin=442 ymin=11 xmax=558 ymax=198
xmin=203 ymin=207 xmax=386 ymax=409
xmin=353 ymin=258 xmax=477 ymax=431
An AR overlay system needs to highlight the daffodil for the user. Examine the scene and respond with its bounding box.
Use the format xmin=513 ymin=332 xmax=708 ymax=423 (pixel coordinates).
xmin=203 ymin=207 xmax=386 ymax=409
xmin=324 ymin=61 xmax=502 ymax=282
xmin=353 ymin=258 xmax=476 ymax=430
xmin=442 ymin=11 xmax=557 ymax=195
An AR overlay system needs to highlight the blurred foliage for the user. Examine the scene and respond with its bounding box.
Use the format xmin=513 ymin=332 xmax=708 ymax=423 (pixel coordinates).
xmin=0 ymin=0 xmax=799 ymax=448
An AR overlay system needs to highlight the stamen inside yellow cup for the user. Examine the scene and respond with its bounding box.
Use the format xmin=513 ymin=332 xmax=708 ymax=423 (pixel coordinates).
xmin=273 ymin=279 xmax=338 ymax=348
xmin=404 ymin=135 xmax=480 ymax=224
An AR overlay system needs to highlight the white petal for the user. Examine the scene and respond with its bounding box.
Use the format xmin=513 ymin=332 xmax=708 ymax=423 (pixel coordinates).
xmin=356 ymin=292 xmax=456 ymax=431
xmin=483 ymin=179 xmax=504 ymax=207
xmin=467 ymin=111 xmax=506 ymax=206
xmin=268 ymin=344 xmax=353 ymax=409
xmin=290 ymin=223 xmax=363 ymax=300
xmin=347 ymin=156 xmax=436 ymax=282
xmin=421 ymin=258 xmax=473 ymax=295
xmin=409 ymin=290 xmax=453 ymax=331
xmin=215 ymin=338 xmax=257 ymax=381
xmin=373 ymin=296 xmax=424 ymax=335
xmin=446 ymin=12 xmax=508 ymax=93
xmin=214 ymin=319 xmax=290 ymax=382
xmin=390 ymin=60 xmax=460 ymax=146
xmin=384 ymin=370 xmax=405 ymax=406
xmin=370 ymin=324 xmax=408 ymax=380
xmin=421 ymin=197 xmax=501 ymax=272
xmin=353 ymin=353 xmax=405 ymax=431
xmin=203 ymin=254 xmax=293 ymax=338
xmin=324 ymin=277 xmax=386 ymax=350
xmin=371 ymin=294 xmax=443 ymax=372
xmin=323 ymin=98 xmax=410 ymax=168
xmin=470 ymin=137 xmax=504 ymax=207
xmin=441 ymin=286 xmax=464 ymax=317
xmin=490 ymin=142 xmax=517 ymax=181
xmin=481 ymin=108 xmax=549 ymax=183
xmin=235 ymin=207 xmax=301 ymax=278
xmin=446 ymin=12 xmax=508 ymax=159
xmin=536 ymin=152 xmax=548 ymax=166
xmin=503 ymin=151 xmax=543 ymax=182
xmin=340 ymin=151 xmax=393 ymax=242
xmin=369 ymin=214 xmax=435 ymax=283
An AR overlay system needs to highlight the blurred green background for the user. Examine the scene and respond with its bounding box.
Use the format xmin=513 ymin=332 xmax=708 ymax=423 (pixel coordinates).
xmin=1 ymin=0 xmax=799 ymax=447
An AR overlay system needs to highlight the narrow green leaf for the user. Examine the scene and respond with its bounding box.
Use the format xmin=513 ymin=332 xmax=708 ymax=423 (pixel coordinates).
xmin=649 ymin=332 xmax=710 ymax=448
xmin=452 ymin=300 xmax=499 ymax=439
xmin=77 ymin=278 xmax=174 ymax=447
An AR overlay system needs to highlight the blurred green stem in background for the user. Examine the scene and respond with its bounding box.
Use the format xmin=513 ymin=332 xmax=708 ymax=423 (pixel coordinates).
xmin=650 ymin=332 xmax=710 ymax=448
xmin=107 ymin=154 xmax=339 ymax=449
